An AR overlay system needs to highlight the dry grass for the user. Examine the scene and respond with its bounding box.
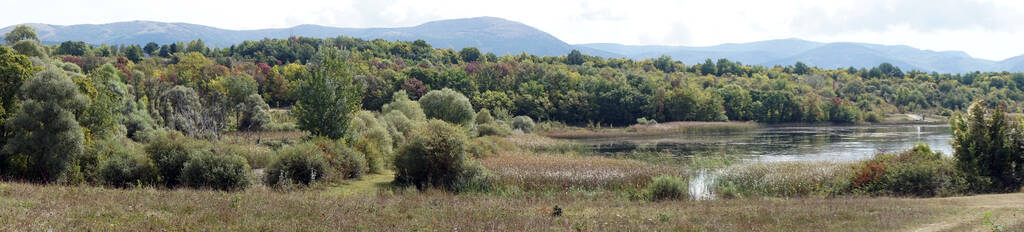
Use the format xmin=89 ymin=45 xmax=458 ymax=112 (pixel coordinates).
xmin=481 ymin=151 xmax=685 ymax=191
xmin=222 ymin=130 xmax=308 ymax=144
xmin=1 ymin=181 xmax=995 ymax=231
xmin=543 ymin=121 xmax=759 ymax=139
xmin=504 ymin=133 xmax=585 ymax=153
xmin=715 ymin=162 xmax=855 ymax=198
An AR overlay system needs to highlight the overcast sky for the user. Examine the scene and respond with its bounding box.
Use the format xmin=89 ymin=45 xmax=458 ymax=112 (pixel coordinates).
xmin=3 ymin=0 xmax=1023 ymax=61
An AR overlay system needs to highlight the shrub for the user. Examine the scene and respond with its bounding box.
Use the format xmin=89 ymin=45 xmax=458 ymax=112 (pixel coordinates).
xmin=511 ymin=116 xmax=535 ymax=133
xmin=466 ymin=136 xmax=502 ymax=158
xmin=100 ymin=151 xmax=159 ymax=188
xmin=850 ymin=144 xmax=966 ymax=197
xmin=313 ymin=139 xmax=368 ymax=179
xmin=144 ymin=130 xmax=201 ymax=187
xmin=214 ymin=144 xmax=274 ymax=169
xmin=382 ymin=110 xmax=416 ymax=142
xmin=264 ymin=143 xmax=328 ymax=187
xmin=951 ymin=100 xmax=1024 ymax=193
xmin=394 ymin=120 xmax=486 ymax=192
xmin=348 ymin=111 xmax=391 ymax=172
xmin=382 ymin=90 xmax=426 ymax=121
xmin=238 ymin=93 xmax=272 ymax=131
xmin=476 ymin=122 xmax=512 ymax=137
xmin=180 ymin=152 xmax=251 ymax=191
xmin=419 ymin=88 xmax=475 ymax=125
xmin=648 ymin=175 xmax=688 ymax=201
xmin=864 ymin=111 xmax=882 ymax=123
xmin=475 ymin=109 xmax=495 ymax=125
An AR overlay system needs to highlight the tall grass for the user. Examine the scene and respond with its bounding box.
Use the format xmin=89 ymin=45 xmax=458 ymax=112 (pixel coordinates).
xmin=0 ymin=181 xmax=986 ymax=231
xmin=715 ymin=162 xmax=854 ymax=198
xmin=480 ymin=151 xmax=685 ymax=191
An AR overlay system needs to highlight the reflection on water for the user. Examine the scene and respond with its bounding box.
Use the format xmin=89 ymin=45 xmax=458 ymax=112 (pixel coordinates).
xmin=569 ymin=124 xmax=953 ymax=200
xmin=572 ymin=124 xmax=953 ymax=162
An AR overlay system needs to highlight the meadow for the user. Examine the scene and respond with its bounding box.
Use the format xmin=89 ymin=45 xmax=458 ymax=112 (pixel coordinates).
xmin=3 ymin=130 xmax=1024 ymax=231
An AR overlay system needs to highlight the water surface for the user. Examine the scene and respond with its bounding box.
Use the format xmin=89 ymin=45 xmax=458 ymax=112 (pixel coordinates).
xmin=572 ymin=124 xmax=953 ymax=162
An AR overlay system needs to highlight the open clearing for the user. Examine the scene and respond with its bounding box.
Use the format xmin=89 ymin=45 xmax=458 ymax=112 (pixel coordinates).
xmin=1 ymin=181 xmax=1020 ymax=231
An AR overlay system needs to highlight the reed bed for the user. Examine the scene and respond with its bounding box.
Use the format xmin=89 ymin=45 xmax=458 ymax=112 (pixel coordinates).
xmin=480 ymin=151 xmax=685 ymax=191
xmin=715 ymin=161 xmax=855 ymax=198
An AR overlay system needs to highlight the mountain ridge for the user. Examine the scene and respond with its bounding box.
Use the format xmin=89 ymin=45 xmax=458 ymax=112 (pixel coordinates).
xmin=2 ymin=17 xmax=1022 ymax=73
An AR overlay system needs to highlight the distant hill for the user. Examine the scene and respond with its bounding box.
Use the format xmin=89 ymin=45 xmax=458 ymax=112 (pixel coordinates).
xmin=3 ymin=17 xmax=1023 ymax=73
xmin=577 ymin=39 xmax=1017 ymax=73
xmin=0 ymin=17 xmax=613 ymax=57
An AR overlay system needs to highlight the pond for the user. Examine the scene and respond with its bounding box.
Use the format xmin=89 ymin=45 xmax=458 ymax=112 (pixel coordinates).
xmin=565 ymin=124 xmax=954 ymax=199
xmin=570 ymin=124 xmax=953 ymax=162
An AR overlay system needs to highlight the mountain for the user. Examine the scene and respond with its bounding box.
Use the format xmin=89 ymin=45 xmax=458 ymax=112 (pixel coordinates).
xmin=3 ymin=17 xmax=1024 ymax=73
xmin=577 ymin=39 xmax=1018 ymax=73
xmin=0 ymin=17 xmax=602 ymax=57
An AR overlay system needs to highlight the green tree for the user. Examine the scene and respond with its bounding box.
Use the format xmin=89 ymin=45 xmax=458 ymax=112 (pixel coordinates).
xmin=654 ymin=55 xmax=675 ymax=72
xmin=420 ymin=88 xmax=475 ymax=125
xmin=55 ymin=41 xmax=90 ymax=56
xmin=4 ymin=25 xmax=39 ymax=45
xmin=238 ymin=94 xmax=271 ymax=131
xmin=382 ymin=90 xmax=426 ymax=121
xmin=77 ymin=64 xmax=127 ymax=139
xmin=2 ymin=66 xmax=88 ymax=182
xmin=0 ymin=47 xmax=35 ymax=123
xmin=143 ymin=42 xmax=160 ymax=56
xmin=951 ymin=100 xmax=1024 ymax=192
xmin=12 ymin=40 xmax=47 ymax=58
xmin=567 ymin=49 xmax=584 ymax=65
xmin=292 ymin=48 xmax=362 ymax=139
xmin=459 ymin=47 xmax=481 ymax=63
xmin=123 ymin=45 xmax=144 ymax=63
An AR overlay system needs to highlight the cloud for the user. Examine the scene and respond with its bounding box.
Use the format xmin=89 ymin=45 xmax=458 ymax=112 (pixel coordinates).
xmin=791 ymin=0 xmax=1024 ymax=34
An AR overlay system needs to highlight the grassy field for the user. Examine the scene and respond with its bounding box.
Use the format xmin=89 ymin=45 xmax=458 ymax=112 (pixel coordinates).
xmin=3 ymin=132 xmax=1022 ymax=231
xmin=1 ymin=181 xmax=1021 ymax=231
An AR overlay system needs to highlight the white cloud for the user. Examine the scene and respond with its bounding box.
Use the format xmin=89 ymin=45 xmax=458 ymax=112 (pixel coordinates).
xmin=2 ymin=0 xmax=1024 ymax=60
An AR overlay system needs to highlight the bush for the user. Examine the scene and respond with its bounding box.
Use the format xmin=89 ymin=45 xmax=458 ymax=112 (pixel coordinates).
xmin=864 ymin=111 xmax=882 ymax=123
xmin=348 ymin=111 xmax=391 ymax=173
xmin=850 ymin=144 xmax=966 ymax=197
xmin=100 ymin=151 xmax=159 ymax=188
xmin=382 ymin=110 xmax=415 ymax=141
xmin=313 ymin=139 xmax=368 ymax=179
xmin=475 ymin=109 xmax=495 ymax=125
xmin=144 ymin=130 xmax=202 ymax=187
xmin=264 ymin=143 xmax=329 ymax=187
xmin=215 ymin=144 xmax=274 ymax=169
xmin=476 ymin=122 xmax=512 ymax=137
xmin=511 ymin=116 xmax=535 ymax=133
xmin=180 ymin=152 xmax=251 ymax=191
xmin=419 ymin=88 xmax=475 ymax=125
xmin=394 ymin=120 xmax=487 ymax=192
xmin=951 ymin=100 xmax=1024 ymax=193
xmin=466 ymin=136 xmax=502 ymax=158
xmin=382 ymin=90 xmax=426 ymax=121
xmin=648 ymin=175 xmax=688 ymax=201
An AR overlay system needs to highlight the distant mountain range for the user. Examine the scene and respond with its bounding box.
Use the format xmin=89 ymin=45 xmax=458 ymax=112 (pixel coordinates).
xmin=3 ymin=17 xmax=1022 ymax=73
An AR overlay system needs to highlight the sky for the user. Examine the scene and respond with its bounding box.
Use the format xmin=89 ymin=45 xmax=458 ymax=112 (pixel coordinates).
xmin=3 ymin=0 xmax=1024 ymax=61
